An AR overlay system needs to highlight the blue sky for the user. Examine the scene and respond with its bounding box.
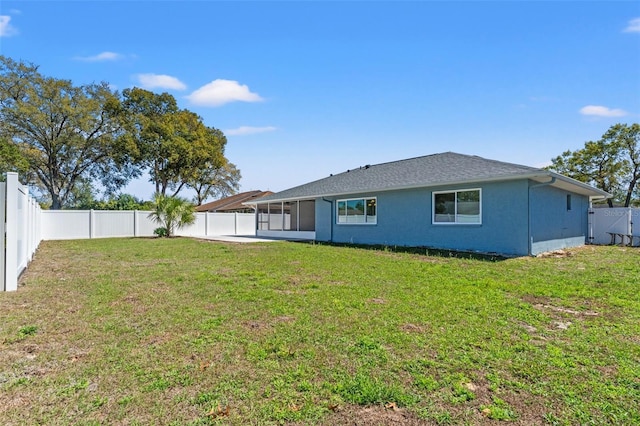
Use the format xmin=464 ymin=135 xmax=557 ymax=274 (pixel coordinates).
xmin=1 ymin=1 xmax=639 ymax=201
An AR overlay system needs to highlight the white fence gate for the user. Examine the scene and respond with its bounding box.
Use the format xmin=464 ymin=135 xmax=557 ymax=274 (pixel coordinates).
xmin=1 ymin=173 xmax=42 ymax=292
xmin=588 ymin=207 xmax=640 ymax=246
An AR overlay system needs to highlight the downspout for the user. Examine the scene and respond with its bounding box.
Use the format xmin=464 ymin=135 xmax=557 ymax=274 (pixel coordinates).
xmin=528 ymin=177 xmax=556 ymax=255
xmin=321 ymin=198 xmax=333 ymax=242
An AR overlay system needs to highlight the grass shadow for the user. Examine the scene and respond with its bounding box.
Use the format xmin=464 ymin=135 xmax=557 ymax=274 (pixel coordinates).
xmin=295 ymin=240 xmax=509 ymax=262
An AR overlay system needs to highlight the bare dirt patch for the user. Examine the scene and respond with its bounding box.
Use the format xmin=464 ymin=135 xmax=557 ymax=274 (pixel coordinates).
xmin=274 ymin=316 xmax=295 ymax=323
xmin=535 ymin=249 xmax=574 ymax=258
xmin=243 ymin=320 xmax=270 ymax=332
xmin=317 ymin=404 xmax=427 ymax=426
xmin=400 ymin=323 xmax=427 ymax=333
xmin=242 ymin=316 xmax=295 ymax=333
xmin=533 ymin=304 xmax=599 ymax=317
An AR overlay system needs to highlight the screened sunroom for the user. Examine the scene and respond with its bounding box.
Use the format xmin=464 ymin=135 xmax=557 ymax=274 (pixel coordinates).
xmin=255 ymin=199 xmax=316 ymax=240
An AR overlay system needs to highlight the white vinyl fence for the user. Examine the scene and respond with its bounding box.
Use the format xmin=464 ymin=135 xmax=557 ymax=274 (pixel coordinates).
xmin=1 ymin=172 xmax=256 ymax=292
xmin=1 ymin=173 xmax=42 ymax=292
xmin=41 ymin=210 xmax=255 ymax=240
xmin=588 ymin=207 xmax=640 ymax=246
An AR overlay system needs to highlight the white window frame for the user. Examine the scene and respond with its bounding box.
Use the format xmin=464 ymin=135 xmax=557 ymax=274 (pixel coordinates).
xmin=432 ymin=188 xmax=482 ymax=225
xmin=336 ymin=197 xmax=377 ymax=225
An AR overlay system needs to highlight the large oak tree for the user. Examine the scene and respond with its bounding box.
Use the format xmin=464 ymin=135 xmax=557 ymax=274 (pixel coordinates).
xmin=121 ymin=87 xmax=233 ymax=198
xmin=187 ymin=159 xmax=241 ymax=205
xmin=0 ymin=56 xmax=138 ymax=209
xmin=548 ymin=123 xmax=640 ymax=207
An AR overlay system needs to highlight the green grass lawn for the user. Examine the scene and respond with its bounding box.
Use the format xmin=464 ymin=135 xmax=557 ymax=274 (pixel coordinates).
xmin=1 ymin=238 xmax=639 ymax=425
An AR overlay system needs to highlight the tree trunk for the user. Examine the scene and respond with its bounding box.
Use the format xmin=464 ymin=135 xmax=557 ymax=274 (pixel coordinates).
xmin=170 ymin=182 xmax=185 ymax=198
xmin=51 ymin=193 xmax=62 ymax=210
xmin=624 ymin=179 xmax=637 ymax=207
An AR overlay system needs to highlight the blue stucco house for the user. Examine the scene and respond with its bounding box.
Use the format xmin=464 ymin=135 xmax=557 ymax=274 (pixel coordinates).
xmin=245 ymin=152 xmax=610 ymax=256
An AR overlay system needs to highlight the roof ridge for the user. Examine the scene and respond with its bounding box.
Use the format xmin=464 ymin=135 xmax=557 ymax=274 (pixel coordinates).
xmin=336 ymin=151 xmax=538 ymax=177
xmin=335 ymin=151 xmax=453 ymax=175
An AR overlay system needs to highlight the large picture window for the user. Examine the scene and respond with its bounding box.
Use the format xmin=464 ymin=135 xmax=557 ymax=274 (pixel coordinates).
xmin=337 ymin=197 xmax=377 ymax=224
xmin=433 ymin=189 xmax=481 ymax=224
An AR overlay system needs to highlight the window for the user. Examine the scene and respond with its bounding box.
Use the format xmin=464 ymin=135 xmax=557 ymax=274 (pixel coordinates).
xmin=566 ymin=194 xmax=572 ymax=211
xmin=433 ymin=189 xmax=481 ymax=224
xmin=337 ymin=197 xmax=377 ymax=224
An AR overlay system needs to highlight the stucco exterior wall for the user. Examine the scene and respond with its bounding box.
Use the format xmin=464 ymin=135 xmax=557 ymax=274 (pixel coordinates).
xmin=315 ymin=180 xmax=532 ymax=256
xmin=315 ymin=198 xmax=333 ymax=241
xmin=529 ymin=184 xmax=589 ymax=254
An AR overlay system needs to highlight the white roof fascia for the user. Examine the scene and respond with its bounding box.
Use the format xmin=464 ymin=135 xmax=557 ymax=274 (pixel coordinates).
xmin=545 ymin=172 xmax=611 ymax=198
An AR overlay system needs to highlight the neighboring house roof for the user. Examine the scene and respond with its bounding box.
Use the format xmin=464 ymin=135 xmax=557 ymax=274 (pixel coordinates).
xmin=196 ymin=190 xmax=274 ymax=212
xmin=247 ymin=152 xmax=610 ymax=203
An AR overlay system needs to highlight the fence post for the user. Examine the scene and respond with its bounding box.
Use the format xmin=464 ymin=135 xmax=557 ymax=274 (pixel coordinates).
xmin=134 ymin=210 xmax=138 ymax=237
xmin=0 ymin=181 xmax=5 ymax=291
xmin=5 ymin=173 xmax=19 ymax=291
xmin=89 ymin=209 xmax=95 ymax=239
xmin=234 ymin=212 xmax=239 ymax=235
xmin=627 ymin=208 xmax=633 ymax=246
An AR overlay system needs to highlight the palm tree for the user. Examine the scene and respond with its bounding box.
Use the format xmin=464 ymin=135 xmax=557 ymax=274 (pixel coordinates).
xmin=148 ymin=193 xmax=196 ymax=237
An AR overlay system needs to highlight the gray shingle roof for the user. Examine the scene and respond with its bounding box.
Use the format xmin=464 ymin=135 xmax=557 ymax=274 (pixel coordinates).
xmin=249 ymin=152 xmax=608 ymax=203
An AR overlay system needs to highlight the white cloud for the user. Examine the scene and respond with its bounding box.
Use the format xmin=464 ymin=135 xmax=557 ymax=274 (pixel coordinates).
xmin=623 ymin=17 xmax=640 ymax=33
xmin=225 ymin=126 xmax=277 ymax=136
xmin=186 ymin=79 xmax=263 ymax=107
xmin=0 ymin=15 xmax=18 ymax=37
xmin=136 ymin=73 xmax=187 ymax=90
xmin=74 ymin=51 xmax=123 ymax=62
xmin=579 ymin=105 xmax=628 ymax=117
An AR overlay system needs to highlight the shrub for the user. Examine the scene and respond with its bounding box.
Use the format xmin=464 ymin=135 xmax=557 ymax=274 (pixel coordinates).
xmin=148 ymin=194 xmax=196 ymax=237
xmin=154 ymin=227 xmax=168 ymax=238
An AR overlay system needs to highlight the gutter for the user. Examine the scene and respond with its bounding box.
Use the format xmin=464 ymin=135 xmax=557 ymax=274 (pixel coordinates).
xmin=529 ymin=176 xmax=556 ymax=189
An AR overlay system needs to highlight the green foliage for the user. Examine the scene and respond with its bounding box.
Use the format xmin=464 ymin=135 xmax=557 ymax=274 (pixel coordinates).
xmin=188 ymin=159 xmax=241 ymax=205
xmin=65 ymin=179 xmax=100 ymax=210
xmin=92 ymin=193 xmax=152 ymax=211
xmin=0 ymin=56 xmax=139 ymax=209
xmin=3 ymin=325 xmax=39 ymax=344
xmin=0 ymin=137 xmax=29 ymax=179
xmin=57 ymin=379 xmax=89 ymax=396
xmin=548 ymin=123 xmax=640 ymax=207
xmin=121 ymin=88 xmax=233 ymax=198
xmin=0 ymin=57 xmax=235 ymax=208
xmin=333 ymin=372 xmax=418 ymax=406
xmin=153 ymin=227 xmax=168 ymax=238
xmin=148 ymin=193 xmax=196 ymax=237
xmin=64 ymin=183 xmax=152 ymax=210
xmin=480 ymin=397 xmax=518 ymax=421
xmin=448 ymin=382 xmax=476 ymax=404
xmin=18 ymin=325 xmax=38 ymax=338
